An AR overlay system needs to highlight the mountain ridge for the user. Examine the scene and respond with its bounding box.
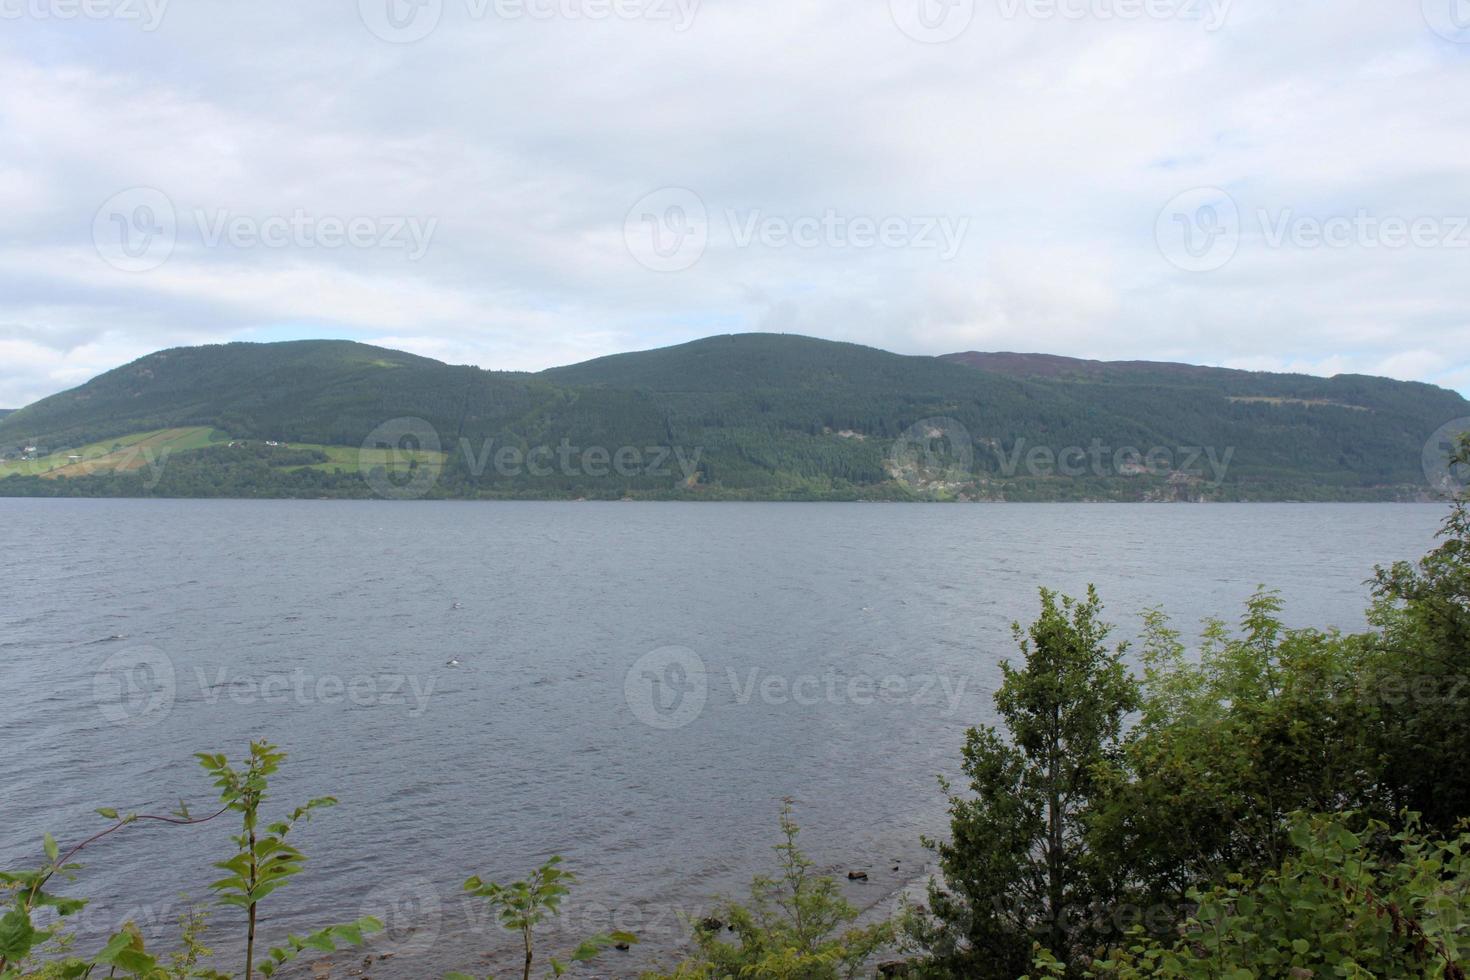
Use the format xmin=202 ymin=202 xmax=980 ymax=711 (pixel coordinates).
xmin=1 ymin=334 xmax=1464 ymax=502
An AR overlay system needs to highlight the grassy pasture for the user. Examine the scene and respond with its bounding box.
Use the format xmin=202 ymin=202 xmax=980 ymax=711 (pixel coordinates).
xmin=0 ymin=428 xmax=446 ymax=482
xmin=0 ymin=427 xmax=223 ymax=479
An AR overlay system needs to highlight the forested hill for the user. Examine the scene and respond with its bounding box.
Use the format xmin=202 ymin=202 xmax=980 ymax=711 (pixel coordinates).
xmin=0 ymin=334 xmax=1465 ymax=501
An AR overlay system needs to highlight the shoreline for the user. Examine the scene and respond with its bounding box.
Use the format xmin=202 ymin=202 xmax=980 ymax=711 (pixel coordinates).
xmin=0 ymin=494 xmax=1454 ymax=505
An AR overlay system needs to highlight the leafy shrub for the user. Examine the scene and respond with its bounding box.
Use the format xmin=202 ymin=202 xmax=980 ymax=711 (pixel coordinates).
xmin=644 ymin=801 xmax=893 ymax=980
xmin=1028 ymin=813 xmax=1470 ymax=979
xmin=1 ymin=742 xmax=380 ymax=980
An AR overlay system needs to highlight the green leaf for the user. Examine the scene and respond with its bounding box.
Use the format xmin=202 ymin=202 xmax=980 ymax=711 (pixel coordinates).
xmin=330 ymin=923 xmax=364 ymax=945
xmin=0 ymin=907 xmax=39 ymax=961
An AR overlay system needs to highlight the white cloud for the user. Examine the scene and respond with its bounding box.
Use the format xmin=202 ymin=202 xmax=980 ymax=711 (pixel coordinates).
xmin=0 ymin=0 xmax=1466 ymax=406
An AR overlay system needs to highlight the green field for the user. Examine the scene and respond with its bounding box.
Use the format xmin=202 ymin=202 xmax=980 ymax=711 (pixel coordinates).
xmin=0 ymin=427 xmax=224 ymax=479
xmin=0 ymin=427 xmax=445 ymax=481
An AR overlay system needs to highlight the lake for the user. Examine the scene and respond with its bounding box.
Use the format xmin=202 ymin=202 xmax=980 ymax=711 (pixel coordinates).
xmin=0 ymin=500 xmax=1450 ymax=977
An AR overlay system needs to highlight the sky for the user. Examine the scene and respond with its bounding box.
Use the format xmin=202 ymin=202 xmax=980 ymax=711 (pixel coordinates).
xmin=2 ymin=0 xmax=1469 ymax=408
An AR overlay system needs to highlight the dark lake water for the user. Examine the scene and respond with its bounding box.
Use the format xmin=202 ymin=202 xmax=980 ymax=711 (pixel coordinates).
xmin=0 ymin=500 xmax=1450 ymax=977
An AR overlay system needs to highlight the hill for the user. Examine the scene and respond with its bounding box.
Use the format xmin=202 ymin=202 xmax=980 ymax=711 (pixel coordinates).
xmin=0 ymin=335 xmax=1464 ymax=501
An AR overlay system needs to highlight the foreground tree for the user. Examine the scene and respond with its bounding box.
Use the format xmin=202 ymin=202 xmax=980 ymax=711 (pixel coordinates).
xmin=1029 ymin=813 xmax=1470 ymax=979
xmin=1087 ymin=595 xmax=1390 ymax=919
xmin=1368 ymin=435 xmax=1470 ymax=831
xmin=906 ymin=587 xmax=1138 ymax=978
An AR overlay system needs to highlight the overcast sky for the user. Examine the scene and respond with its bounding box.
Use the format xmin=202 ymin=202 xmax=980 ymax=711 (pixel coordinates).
xmin=2 ymin=0 xmax=1468 ymax=407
